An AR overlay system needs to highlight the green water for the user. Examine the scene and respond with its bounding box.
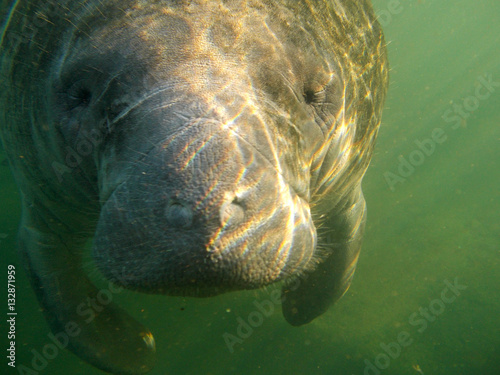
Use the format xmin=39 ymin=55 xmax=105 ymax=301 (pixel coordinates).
xmin=1 ymin=0 xmax=499 ymax=374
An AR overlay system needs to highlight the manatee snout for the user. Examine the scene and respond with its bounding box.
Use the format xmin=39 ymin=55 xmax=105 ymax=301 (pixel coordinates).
xmin=93 ymin=116 xmax=316 ymax=296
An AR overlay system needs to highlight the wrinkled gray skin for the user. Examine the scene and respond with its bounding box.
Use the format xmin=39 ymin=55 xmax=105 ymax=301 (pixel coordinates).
xmin=1 ymin=0 xmax=388 ymax=373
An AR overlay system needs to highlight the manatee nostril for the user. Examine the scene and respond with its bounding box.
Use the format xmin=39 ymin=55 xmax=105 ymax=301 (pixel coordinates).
xmin=220 ymin=197 xmax=245 ymax=228
xmin=165 ymin=201 xmax=193 ymax=229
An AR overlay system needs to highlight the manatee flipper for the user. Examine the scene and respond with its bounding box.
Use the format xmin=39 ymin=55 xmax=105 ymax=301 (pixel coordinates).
xmin=282 ymin=186 xmax=367 ymax=326
xmin=18 ymin=207 xmax=156 ymax=375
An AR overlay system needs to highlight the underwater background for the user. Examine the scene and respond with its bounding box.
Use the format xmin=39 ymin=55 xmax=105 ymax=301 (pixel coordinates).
xmin=1 ymin=0 xmax=498 ymax=374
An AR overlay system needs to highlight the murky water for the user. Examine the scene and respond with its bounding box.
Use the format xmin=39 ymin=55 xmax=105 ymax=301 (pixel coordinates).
xmin=1 ymin=0 xmax=499 ymax=374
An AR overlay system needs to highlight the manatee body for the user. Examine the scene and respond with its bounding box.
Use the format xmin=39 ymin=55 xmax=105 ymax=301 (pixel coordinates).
xmin=1 ymin=0 xmax=387 ymax=373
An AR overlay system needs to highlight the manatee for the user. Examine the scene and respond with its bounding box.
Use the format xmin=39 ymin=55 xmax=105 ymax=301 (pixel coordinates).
xmin=0 ymin=0 xmax=388 ymax=373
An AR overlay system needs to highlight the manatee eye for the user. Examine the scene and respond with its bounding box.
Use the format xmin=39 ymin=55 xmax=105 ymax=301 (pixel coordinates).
xmin=303 ymin=87 xmax=326 ymax=105
xmin=64 ymin=80 xmax=93 ymax=111
xmin=303 ymin=89 xmax=316 ymax=105
xmin=69 ymin=88 xmax=92 ymax=108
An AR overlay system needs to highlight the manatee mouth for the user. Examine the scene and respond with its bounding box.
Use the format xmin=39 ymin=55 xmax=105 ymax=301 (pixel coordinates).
xmin=93 ymin=179 xmax=316 ymax=297
xmin=93 ymin=130 xmax=316 ymax=297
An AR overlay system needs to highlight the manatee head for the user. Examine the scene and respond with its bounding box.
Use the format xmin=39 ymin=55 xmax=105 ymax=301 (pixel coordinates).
xmin=1 ymin=0 xmax=387 ymax=373
xmin=50 ymin=2 xmax=355 ymax=296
